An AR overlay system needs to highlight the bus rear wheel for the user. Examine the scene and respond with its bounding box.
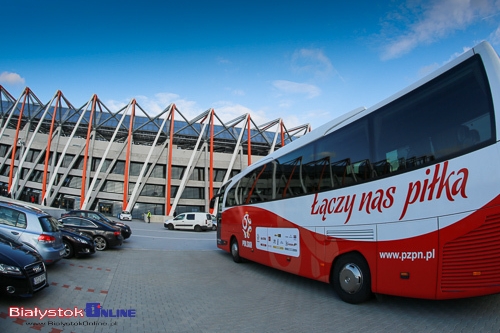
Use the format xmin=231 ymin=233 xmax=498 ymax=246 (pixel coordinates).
xmin=230 ymin=238 xmax=242 ymax=263
xmin=332 ymin=253 xmax=372 ymax=304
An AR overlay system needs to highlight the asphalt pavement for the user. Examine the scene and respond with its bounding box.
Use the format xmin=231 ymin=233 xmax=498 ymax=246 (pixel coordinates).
xmin=1 ymin=219 xmax=500 ymax=333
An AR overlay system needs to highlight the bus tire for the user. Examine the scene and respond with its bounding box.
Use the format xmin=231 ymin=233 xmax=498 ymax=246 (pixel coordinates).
xmin=230 ymin=237 xmax=242 ymax=263
xmin=332 ymin=252 xmax=372 ymax=304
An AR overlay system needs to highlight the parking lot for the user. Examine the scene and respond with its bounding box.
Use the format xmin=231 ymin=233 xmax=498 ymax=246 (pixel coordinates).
xmin=2 ymin=219 xmax=500 ymax=333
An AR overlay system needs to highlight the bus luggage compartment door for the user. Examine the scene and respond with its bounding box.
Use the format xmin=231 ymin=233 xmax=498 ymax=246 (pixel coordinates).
xmin=376 ymin=218 xmax=438 ymax=299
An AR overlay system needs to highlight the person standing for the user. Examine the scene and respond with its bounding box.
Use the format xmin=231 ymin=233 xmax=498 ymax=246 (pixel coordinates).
xmin=147 ymin=210 xmax=151 ymax=223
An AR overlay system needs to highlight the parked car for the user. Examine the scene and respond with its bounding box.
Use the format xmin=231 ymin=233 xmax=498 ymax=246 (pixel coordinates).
xmin=0 ymin=233 xmax=48 ymax=297
xmin=59 ymin=217 xmax=123 ymax=251
xmin=118 ymin=211 xmax=132 ymax=221
xmin=60 ymin=227 xmax=96 ymax=259
xmin=0 ymin=201 xmax=64 ymax=264
xmin=62 ymin=210 xmax=132 ymax=239
xmin=164 ymin=212 xmax=213 ymax=231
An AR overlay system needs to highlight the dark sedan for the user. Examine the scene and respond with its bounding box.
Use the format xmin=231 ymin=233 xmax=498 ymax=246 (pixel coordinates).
xmin=59 ymin=217 xmax=123 ymax=251
xmin=60 ymin=227 xmax=96 ymax=259
xmin=62 ymin=210 xmax=132 ymax=239
xmin=0 ymin=233 xmax=48 ymax=297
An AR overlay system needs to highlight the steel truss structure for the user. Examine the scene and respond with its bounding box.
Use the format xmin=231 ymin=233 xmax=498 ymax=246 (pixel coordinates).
xmin=0 ymin=86 xmax=310 ymax=218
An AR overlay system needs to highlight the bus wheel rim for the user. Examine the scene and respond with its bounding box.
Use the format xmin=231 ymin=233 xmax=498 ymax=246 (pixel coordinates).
xmin=339 ymin=263 xmax=363 ymax=294
xmin=231 ymin=242 xmax=238 ymax=257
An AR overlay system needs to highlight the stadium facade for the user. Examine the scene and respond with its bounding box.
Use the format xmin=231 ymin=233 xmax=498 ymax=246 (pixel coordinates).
xmin=0 ymin=86 xmax=310 ymax=219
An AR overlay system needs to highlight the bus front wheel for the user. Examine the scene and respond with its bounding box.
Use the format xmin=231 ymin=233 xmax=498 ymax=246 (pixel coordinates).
xmin=230 ymin=238 xmax=242 ymax=263
xmin=332 ymin=253 xmax=372 ymax=304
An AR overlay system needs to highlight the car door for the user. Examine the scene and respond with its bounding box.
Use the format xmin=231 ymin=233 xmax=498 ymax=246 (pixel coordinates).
xmin=171 ymin=213 xmax=186 ymax=230
xmin=62 ymin=217 xmax=92 ymax=237
xmin=75 ymin=218 xmax=99 ymax=237
xmin=62 ymin=217 xmax=82 ymax=229
xmin=183 ymin=214 xmax=196 ymax=230
xmin=0 ymin=206 xmax=28 ymax=242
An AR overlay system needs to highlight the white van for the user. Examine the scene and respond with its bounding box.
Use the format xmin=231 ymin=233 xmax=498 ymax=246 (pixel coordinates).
xmin=164 ymin=212 xmax=213 ymax=232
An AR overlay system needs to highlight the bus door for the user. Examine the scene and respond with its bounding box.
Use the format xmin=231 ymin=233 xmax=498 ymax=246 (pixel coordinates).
xmin=210 ymin=192 xmax=224 ymax=244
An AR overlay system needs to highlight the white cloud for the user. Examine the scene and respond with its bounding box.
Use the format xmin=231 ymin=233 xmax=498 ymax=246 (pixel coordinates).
xmin=278 ymin=99 xmax=294 ymax=108
xmin=272 ymin=80 xmax=321 ymax=99
xmin=291 ymin=48 xmax=335 ymax=78
xmin=105 ymin=99 xmax=128 ymax=112
xmin=106 ymin=92 xmax=307 ymax=131
xmin=217 ymin=56 xmax=231 ymax=64
xmin=106 ymin=92 xmax=202 ymax=120
xmin=379 ymin=0 xmax=499 ymax=60
xmin=489 ymin=25 xmax=500 ymax=44
xmin=232 ymin=89 xmax=245 ymax=96
xmin=212 ymin=101 xmax=268 ymax=125
xmin=418 ymin=45 xmax=472 ymax=79
xmin=445 ymin=46 xmax=472 ymax=62
xmin=107 ymin=92 xmax=271 ymax=128
xmin=0 ymin=71 xmax=25 ymax=85
xmin=417 ymin=63 xmax=440 ymax=78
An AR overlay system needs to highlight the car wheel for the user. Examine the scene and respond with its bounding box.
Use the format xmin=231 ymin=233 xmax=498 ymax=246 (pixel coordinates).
xmin=230 ymin=237 xmax=242 ymax=263
xmin=94 ymin=236 xmax=108 ymax=251
xmin=167 ymin=223 xmax=174 ymax=230
xmin=332 ymin=252 xmax=372 ymax=304
xmin=194 ymin=225 xmax=202 ymax=232
xmin=62 ymin=240 xmax=74 ymax=259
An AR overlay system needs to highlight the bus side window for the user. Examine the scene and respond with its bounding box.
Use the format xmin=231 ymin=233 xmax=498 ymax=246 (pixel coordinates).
xmin=226 ymin=187 xmax=236 ymax=207
xmin=352 ymin=159 xmax=375 ymax=181
xmin=304 ymin=157 xmax=333 ymax=192
xmin=277 ymin=157 xmax=304 ymax=199
xmin=372 ymin=159 xmax=391 ymax=177
xmin=331 ymin=158 xmax=354 ymax=186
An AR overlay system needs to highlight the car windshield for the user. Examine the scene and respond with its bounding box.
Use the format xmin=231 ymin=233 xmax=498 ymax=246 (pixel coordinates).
xmin=39 ymin=216 xmax=60 ymax=232
xmin=95 ymin=213 xmax=111 ymax=222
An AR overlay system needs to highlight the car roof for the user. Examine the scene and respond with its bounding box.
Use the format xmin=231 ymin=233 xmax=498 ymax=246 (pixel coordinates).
xmin=62 ymin=216 xmax=113 ymax=228
xmin=0 ymin=201 xmax=50 ymax=217
xmin=69 ymin=210 xmax=95 ymax=213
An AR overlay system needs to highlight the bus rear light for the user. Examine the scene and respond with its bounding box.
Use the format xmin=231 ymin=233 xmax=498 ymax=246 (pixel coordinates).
xmin=473 ymin=271 xmax=482 ymax=276
xmin=38 ymin=234 xmax=55 ymax=243
xmin=400 ymin=272 xmax=410 ymax=279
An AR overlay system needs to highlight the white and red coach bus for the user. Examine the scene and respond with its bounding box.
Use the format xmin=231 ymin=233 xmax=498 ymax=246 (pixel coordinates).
xmin=211 ymin=41 xmax=500 ymax=303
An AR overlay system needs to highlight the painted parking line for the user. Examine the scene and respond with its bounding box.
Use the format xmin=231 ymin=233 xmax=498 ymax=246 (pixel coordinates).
xmin=0 ymin=315 xmax=69 ymax=333
xmin=129 ymin=234 xmax=214 ymax=240
xmin=59 ymin=262 xmax=112 ymax=271
xmin=49 ymin=282 xmax=108 ymax=294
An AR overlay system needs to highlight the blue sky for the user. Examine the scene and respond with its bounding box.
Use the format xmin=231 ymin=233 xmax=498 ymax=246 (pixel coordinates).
xmin=1 ymin=0 xmax=500 ymax=130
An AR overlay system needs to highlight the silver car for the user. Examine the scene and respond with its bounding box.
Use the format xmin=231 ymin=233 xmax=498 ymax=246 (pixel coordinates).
xmin=0 ymin=202 xmax=64 ymax=264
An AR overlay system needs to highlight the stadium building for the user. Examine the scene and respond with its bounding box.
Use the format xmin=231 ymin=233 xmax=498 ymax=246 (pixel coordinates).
xmin=0 ymin=87 xmax=310 ymax=219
